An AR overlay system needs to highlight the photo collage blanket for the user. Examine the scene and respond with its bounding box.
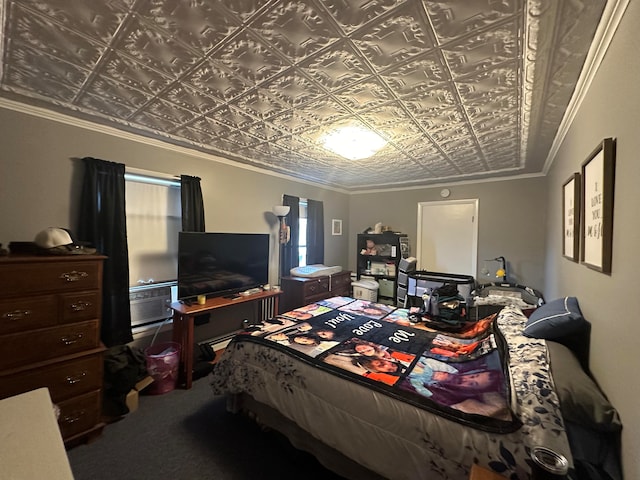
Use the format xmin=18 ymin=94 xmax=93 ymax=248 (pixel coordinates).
xmin=234 ymin=296 xmax=522 ymax=433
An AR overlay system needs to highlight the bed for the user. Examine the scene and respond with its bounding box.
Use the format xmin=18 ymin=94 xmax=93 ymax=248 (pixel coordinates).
xmin=208 ymin=296 xmax=621 ymax=480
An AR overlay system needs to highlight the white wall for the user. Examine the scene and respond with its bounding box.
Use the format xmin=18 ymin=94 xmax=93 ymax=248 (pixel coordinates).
xmin=348 ymin=177 xmax=548 ymax=289
xmin=544 ymin=2 xmax=640 ymax=478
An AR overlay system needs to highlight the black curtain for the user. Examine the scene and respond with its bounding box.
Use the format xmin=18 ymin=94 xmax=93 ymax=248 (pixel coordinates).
xmin=306 ymin=199 xmax=324 ymax=264
xmin=281 ymin=194 xmax=300 ymax=279
xmin=78 ymin=157 xmax=132 ymax=347
xmin=180 ymin=175 xmax=205 ymax=232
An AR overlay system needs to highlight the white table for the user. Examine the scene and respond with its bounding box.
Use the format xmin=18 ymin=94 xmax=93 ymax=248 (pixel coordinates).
xmin=0 ymin=387 xmax=75 ymax=480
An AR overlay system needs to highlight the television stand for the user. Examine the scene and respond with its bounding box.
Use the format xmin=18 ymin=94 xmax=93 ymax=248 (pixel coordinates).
xmin=170 ymin=290 xmax=282 ymax=389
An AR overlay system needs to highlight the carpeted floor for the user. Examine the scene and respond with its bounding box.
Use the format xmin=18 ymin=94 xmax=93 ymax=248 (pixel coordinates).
xmin=67 ymin=376 xmax=345 ymax=479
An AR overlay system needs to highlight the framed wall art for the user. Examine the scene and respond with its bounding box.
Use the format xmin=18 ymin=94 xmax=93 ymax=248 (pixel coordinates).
xmin=580 ymin=137 xmax=616 ymax=274
xmin=332 ymin=219 xmax=342 ymax=236
xmin=562 ymin=173 xmax=581 ymax=262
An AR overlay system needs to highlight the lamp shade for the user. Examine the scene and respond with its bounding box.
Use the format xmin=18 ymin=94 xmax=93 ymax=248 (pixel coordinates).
xmin=272 ymin=205 xmax=290 ymax=217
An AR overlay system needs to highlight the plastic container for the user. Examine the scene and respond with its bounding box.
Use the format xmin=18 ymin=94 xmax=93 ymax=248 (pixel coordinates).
xmin=144 ymin=341 xmax=181 ymax=395
xmin=352 ymin=279 xmax=379 ymax=302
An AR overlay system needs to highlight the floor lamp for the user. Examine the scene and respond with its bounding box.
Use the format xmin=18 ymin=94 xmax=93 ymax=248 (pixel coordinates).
xmin=272 ymin=205 xmax=290 ymax=286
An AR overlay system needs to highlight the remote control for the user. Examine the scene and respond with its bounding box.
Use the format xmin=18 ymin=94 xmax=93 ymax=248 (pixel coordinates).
xmin=241 ymin=287 xmax=262 ymax=296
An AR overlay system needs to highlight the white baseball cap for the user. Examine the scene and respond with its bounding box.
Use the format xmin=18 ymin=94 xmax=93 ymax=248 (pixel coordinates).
xmin=34 ymin=227 xmax=97 ymax=255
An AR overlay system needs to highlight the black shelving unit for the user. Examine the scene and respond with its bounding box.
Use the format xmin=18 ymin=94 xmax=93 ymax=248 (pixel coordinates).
xmin=356 ymin=232 xmax=408 ymax=305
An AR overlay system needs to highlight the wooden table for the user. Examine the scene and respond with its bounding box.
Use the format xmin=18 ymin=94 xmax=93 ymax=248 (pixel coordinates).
xmin=171 ymin=290 xmax=282 ymax=389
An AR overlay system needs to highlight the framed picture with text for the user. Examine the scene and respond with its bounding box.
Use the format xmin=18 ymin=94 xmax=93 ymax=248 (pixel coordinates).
xmin=580 ymin=138 xmax=616 ymax=273
xmin=562 ymin=173 xmax=580 ymax=262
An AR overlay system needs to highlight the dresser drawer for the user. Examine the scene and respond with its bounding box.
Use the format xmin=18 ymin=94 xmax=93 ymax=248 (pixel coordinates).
xmin=302 ymin=277 xmax=330 ymax=297
xmin=0 ymin=295 xmax=57 ymax=335
xmin=0 ymin=320 xmax=100 ymax=370
xmin=0 ymin=261 xmax=102 ymax=296
xmin=0 ymin=353 xmax=103 ymax=401
xmin=60 ymin=291 xmax=100 ymax=323
xmin=57 ymin=390 xmax=102 ymax=440
xmin=331 ymin=272 xmax=352 ymax=295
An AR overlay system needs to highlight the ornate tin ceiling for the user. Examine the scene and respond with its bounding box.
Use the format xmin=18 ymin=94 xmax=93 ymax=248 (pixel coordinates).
xmin=0 ymin=0 xmax=606 ymax=191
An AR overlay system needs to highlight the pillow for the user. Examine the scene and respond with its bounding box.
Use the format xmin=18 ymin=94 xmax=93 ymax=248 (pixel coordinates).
xmin=523 ymin=296 xmax=585 ymax=339
xmin=547 ymin=341 xmax=622 ymax=432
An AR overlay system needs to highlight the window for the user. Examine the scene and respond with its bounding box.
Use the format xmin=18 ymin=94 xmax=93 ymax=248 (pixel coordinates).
xmin=125 ymin=173 xmax=181 ymax=287
xmin=298 ymin=199 xmax=308 ymax=267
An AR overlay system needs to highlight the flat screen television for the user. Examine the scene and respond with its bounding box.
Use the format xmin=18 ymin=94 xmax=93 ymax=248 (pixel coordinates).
xmin=178 ymin=232 xmax=269 ymax=300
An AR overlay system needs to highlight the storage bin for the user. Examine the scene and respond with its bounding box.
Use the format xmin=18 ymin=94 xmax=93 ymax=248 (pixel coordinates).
xmin=352 ymin=279 xmax=379 ymax=302
xmin=378 ymin=278 xmax=395 ymax=298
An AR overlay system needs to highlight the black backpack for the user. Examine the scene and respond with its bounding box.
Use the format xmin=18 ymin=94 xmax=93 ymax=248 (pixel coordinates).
xmin=424 ymin=283 xmax=467 ymax=325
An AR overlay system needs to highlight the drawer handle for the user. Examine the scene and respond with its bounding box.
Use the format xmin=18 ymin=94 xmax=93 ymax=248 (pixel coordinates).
xmin=60 ymin=333 xmax=84 ymax=345
xmin=2 ymin=309 xmax=31 ymax=321
xmin=62 ymin=410 xmax=86 ymax=424
xmin=66 ymin=371 xmax=88 ymax=385
xmin=59 ymin=270 xmax=89 ymax=282
xmin=70 ymin=301 xmax=92 ymax=312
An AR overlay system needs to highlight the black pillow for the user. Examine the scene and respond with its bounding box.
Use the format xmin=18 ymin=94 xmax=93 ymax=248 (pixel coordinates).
xmin=547 ymin=341 xmax=621 ymax=432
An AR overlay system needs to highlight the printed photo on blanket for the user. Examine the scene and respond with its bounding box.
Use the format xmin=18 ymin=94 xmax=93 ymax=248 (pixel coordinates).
xmin=338 ymin=299 xmax=395 ymax=319
xmin=315 ymin=296 xmax=356 ymax=309
xmin=281 ymin=302 xmax=332 ymax=320
xmin=321 ymin=337 xmax=416 ymax=386
xmin=381 ymin=308 xmax=413 ymax=326
xmin=425 ymin=333 xmax=496 ymax=362
xmin=398 ymin=351 xmax=512 ymax=420
xmin=241 ymin=317 xmax=296 ymax=336
xmin=263 ymin=320 xmax=342 ymax=357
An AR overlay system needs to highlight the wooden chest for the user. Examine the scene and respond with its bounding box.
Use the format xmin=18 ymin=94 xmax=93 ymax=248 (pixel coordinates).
xmin=0 ymin=254 xmax=107 ymax=445
xmin=280 ymin=270 xmax=351 ymax=313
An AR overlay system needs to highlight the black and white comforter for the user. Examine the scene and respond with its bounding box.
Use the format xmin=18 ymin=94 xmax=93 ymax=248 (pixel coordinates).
xmin=209 ymin=302 xmax=571 ymax=480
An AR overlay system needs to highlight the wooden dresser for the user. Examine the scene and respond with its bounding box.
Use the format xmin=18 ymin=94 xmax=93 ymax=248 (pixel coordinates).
xmin=0 ymin=254 xmax=107 ymax=445
xmin=280 ymin=270 xmax=351 ymax=313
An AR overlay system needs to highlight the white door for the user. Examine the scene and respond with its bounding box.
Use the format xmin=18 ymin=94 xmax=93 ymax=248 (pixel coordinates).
xmin=416 ymin=199 xmax=478 ymax=276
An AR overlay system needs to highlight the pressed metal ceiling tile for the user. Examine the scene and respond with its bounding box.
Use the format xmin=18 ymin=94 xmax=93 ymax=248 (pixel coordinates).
xmin=320 ymin=0 xmax=408 ymax=35
xmin=349 ymin=3 xmax=437 ymax=70
xmin=144 ymin=99 xmax=196 ymax=127
xmin=139 ymin=0 xmax=237 ymax=55
xmin=185 ymin=60 xmax=252 ymax=102
xmin=102 ymin=52 xmax=174 ymax=95
xmin=78 ymin=92 xmax=139 ymax=120
xmin=254 ymin=0 xmax=342 ymax=61
xmin=10 ymin=7 xmax=106 ymax=67
xmin=85 ymin=77 xmax=151 ymax=112
xmin=381 ymin=53 xmax=450 ymax=96
xmin=164 ymin=82 xmax=221 ymax=115
xmin=0 ymin=0 xmax=608 ymax=191
xmin=266 ymin=70 xmax=327 ymax=108
xmin=7 ymin=43 xmax=90 ymax=91
xmin=25 ymin=0 xmax=129 ymax=43
xmin=4 ymin=65 xmax=78 ymax=103
xmin=119 ymin=15 xmax=203 ymax=78
xmin=217 ymin=31 xmax=289 ymax=86
xmin=299 ymin=41 xmax=371 ymax=91
xmin=425 ymin=0 xmax=518 ymax=43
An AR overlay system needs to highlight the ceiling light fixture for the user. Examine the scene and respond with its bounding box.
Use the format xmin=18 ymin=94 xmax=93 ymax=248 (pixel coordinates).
xmin=321 ymin=125 xmax=388 ymax=160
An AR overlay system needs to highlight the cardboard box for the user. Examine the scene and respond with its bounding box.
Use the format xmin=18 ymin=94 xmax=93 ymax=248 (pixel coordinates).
xmin=125 ymin=376 xmax=154 ymax=413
